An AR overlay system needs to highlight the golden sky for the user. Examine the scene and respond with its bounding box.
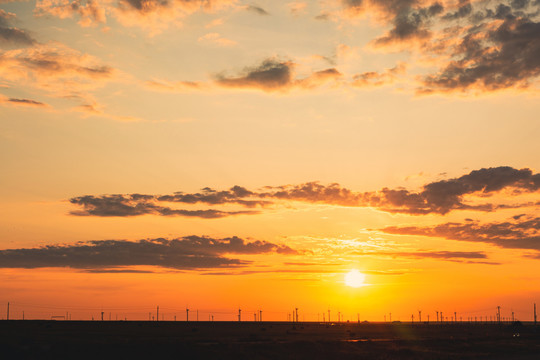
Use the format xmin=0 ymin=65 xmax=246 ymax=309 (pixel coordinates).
xmin=1 ymin=0 xmax=539 ymax=322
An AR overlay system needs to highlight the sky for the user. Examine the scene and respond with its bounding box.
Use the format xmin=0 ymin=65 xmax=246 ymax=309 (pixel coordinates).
xmin=1 ymin=0 xmax=539 ymax=322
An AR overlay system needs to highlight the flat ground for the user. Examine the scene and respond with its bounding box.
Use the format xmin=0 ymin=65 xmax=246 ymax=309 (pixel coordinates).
xmin=1 ymin=321 xmax=539 ymax=359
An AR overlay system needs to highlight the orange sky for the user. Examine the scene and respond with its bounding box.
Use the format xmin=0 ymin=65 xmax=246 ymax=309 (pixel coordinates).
xmin=1 ymin=0 xmax=540 ymax=321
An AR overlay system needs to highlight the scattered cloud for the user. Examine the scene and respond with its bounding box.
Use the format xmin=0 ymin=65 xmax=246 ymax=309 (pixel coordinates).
xmin=35 ymin=0 xmax=238 ymax=33
xmin=0 ymin=9 xmax=36 ymax=46
xmin=370 ymin=250 xmax=500 ymax=264
xmin=352 ymin=62 xmax=406 ymax=87
xmin=69 ymin=166 xmax=540 ymax=217
xmin=215 ymin=58 xmax=294 ymax=91
xmin=214 ymin=58 xmax=343 ymax=92
xmin=381 ymin=214 xmax=540 ymax=251
xmin=420 ymin=15 xmax=540 ymax=92
xmin=0 ymin=94 xmax=48 ymax=107
xmin=0 ymin=41 xmax=115 ymax=112
xmin=245 ymin=4 xmax=269 ymax=16
xmin=34 ymin=0 xmax=107 ymax=27
xmin=0 ymin=236 xmax=297 ymax=270
xmin=69 ymin=194 xmax=260 ymax=218
xmin=197 ymin=32 xmax=237 ymax=47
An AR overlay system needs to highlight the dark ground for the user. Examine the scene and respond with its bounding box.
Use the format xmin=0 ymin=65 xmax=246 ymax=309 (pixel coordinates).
xmin=1 ymin=320 xmax=539 ymax=359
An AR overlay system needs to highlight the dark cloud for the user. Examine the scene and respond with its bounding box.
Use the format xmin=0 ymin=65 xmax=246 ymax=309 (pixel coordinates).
xmin=6 ymin=98 xmax=47 ymax=107
xmin=0 ymin=236 xmax=297 ymax=270
xmin=246 ymin=4 xmax=269 ymax=16
xmin=121 ymin=0 xmax=170 ymax=12
xmin=422 ymin=17 xmax=540 ymax=91
xmin=69 ymin=195 xmax=259 ymax=218
xmin=69 ymin=166 xmax=540 ymax=217
xmin=259 ymin=166 xmax=540 ymax=214
xmin=214 ymin=58 xmax=343 ymax=91
xmin=373 ymin=2 xmax=444 ymax=46
xmin=442 ymin=0 xmax=472 ymax=20
xmin=315 ymin=12 xmax=330 ymax=20
xmin=215 ymin=58 xmax=293 ymax=91
xmin=381 ymin=215 xmax=540 ymax=251
xmin=157 ymin=186 xmax=270 ymax=207
xmin=0 ymin=10 xmax=35 ymax=46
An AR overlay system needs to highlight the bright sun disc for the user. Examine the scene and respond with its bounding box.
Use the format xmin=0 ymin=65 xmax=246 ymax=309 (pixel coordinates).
xmin=345 ymin=270 xmax=365 ymax=288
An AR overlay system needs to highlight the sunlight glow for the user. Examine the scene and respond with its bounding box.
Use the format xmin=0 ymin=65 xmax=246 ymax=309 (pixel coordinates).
xmin=344 ymin=270 xmax=366 ymax=288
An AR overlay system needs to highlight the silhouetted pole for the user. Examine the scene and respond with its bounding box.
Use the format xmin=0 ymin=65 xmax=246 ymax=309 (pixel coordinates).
xmin=534 ymin=303 xmax=537 ymax=325
xmin=238 ymin=308 xmax=241 ymax=322
xmin=436 ymin=311 xmax=439 ymax=322
xmin=427 ymin=314 xmax=430 ymax=324
xmin=454 ymin=312 xmax=457 ymax=323
xmin=186 ymin=308 xmax=189 ymax=321
xmin=440 ymin=311 xmax=443 ymax=323
xmin=497 ymin=306 xmax=501 ymax=324
xmin=418 ymin=310 xmax=421 ymax=323
xmin=389 ymin=313 xmax=392 ymax=322
xmin=512 ymin=311 xmax=515 ymax=322
xmin=295 ymin=308 xmax=299 ymax=323
xmin=101 ymin=312 xmax=104 ymax=321
xmin=260 ymin=310 xmax=262 ymax=322
xmin=411 ymin=314 xmax=414 ymax=323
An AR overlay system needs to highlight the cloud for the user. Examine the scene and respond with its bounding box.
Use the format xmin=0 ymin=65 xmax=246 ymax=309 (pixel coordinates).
xmin=420 ymin=15 xmax=540 ymax=92
xmin=371 ymin=2 xmax=444 ymax=47
xmin=214 ymin=58 xmax=343 ymax=92
xmin=245 ymin=4 xmax=269 ymax=16
xmin=0 ymin=96 xmax=48 ymax=107
xmin=145 ymin=79 xmax=203 ymax=92
xmin=215 ymin=58 xmax=294 ymax=91
xmin=0 ymin=236 xmax=297 ymax=270
xmin=34 ymin=0 xmax=107 ymax=27
xmin=157 ymin=186 xmax=271 ymax=207
xmin=367 ymin=250 xmax=499 ymax=264
xmin=338 ymin=1 xmax=540 ymax=93
xmin=69 ymin=166 xmax=540 ymax=217
xmin=0 ymin=42 xmax=115 ymax=111
xmin=381 ymin=215 xmax=540 ymax=251
xmin=35 ymin=0 xmax=237 ymax=33
xmin=69 ymin=194 xmax=259 ymax=218
xmin=352 ymin=62 xmax=406 ymax=87
xmin=197 ymin=32 xmax=237 ymax=47
xmin=256 ymin=166 xmax=539 ymax=214
xmin=0 ymin=9 xmax=36 ymax=46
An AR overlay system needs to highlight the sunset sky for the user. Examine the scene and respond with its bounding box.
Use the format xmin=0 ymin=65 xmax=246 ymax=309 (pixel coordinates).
xmin=1 ymin=0 xmax=539 ymax=322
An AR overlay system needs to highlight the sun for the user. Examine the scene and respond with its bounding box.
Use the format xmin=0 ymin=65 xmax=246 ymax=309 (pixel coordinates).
xmin=344 ymin=270 xmax=366 ymax=288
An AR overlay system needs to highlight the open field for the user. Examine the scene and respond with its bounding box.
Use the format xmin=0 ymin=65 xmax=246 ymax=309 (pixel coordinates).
xmin=1 ymin=321 xmax=539 ymax=359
